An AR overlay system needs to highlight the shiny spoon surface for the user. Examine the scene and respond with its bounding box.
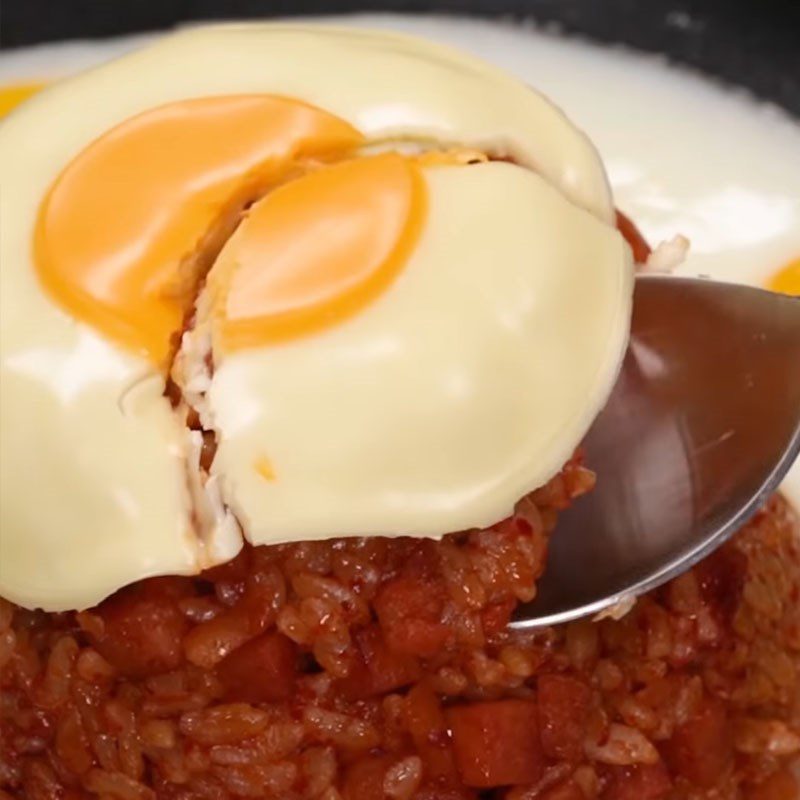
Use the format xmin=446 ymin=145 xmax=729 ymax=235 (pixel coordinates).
xmin=512 ymin=275 xmax=800 ymax=629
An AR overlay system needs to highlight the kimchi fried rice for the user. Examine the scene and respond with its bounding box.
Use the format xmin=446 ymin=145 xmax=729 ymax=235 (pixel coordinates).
xmin=1 ymin=477 xmax=798 ymax=800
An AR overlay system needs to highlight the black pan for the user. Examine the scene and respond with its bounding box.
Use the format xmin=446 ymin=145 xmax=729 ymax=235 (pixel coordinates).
xmin=2 ymin=0 xmax=799 ymax=117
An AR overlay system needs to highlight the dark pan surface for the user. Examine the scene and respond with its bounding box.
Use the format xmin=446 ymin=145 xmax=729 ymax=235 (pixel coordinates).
xmin=1 ymin=0 xmax=799 ymax=116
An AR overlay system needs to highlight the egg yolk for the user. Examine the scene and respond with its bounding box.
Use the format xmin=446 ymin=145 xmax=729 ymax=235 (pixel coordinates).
xmin=34 ymin=96 xmax=365 ymax=365
xmin=768 ymin=258 xmax=800 ymax=296
xmin=0 ymin=82 xmax=44 ymax=117
xmin=216 ymin=153 xmax=426 ymax=351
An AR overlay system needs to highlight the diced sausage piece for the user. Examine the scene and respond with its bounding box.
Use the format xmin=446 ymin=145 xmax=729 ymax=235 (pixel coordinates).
xmin=217 ymin=631 xmax=297 ymax=703
xmin=665 ymin=696 xmax=732 ymax=788
xmin=374 ymin=577 xmax=449 ymax=657
xmin=339 ymin=626 xmax=420 ymax=699
xmin=538 ymin=674 xmax=592 ymax=762
xmin=342 ymin=756 xmax=391 ymax=800
xmin=446 ymin=699 xmax=543 ymax=788
xmin=404 ymin=683 xmax=460 ymax=786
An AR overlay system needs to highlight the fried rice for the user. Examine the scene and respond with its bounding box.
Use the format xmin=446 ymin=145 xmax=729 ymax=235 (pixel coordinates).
xmin=1 ymin=459 xmax=798 ymax=799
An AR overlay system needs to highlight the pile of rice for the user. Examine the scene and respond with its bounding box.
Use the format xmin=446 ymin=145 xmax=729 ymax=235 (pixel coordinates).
xmin=1 ymin=449 xmax=798 ymax=800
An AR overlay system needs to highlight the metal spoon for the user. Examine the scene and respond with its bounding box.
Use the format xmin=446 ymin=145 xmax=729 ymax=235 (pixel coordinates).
xmin=512 ymin=275 xmax=800 ymax=629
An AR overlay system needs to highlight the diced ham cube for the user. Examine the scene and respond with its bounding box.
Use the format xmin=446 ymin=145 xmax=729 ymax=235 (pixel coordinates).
xmin=217 ymin=631 xmax=297 ymax=703
xmin=665 ymin=696 xmax=732 ymax=787
xmin=446 ymin=699 xmax=543 ymax=788
xmin=374 ymin=577 xmax=449 ymax=657
xmin=538 ymin=673 xmax=592 ymax=762
xmin=339 ymin=626 xmax=420 ymax=699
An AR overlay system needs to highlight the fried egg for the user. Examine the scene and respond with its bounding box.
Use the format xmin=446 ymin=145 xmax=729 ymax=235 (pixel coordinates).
xmin=0 ymin=25 xmax=631 ymax=610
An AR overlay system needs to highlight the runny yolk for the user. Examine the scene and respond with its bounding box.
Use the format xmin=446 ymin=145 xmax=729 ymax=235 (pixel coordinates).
xmin=216 ymin=153 xmax=426 ymax=351
xmin=768 ymin=258 xmax=800 ymax=296
xmin=34 ymin=96 xmax=364 ymax=366
xmin=0 ymin=82 xmax=45 ymax=117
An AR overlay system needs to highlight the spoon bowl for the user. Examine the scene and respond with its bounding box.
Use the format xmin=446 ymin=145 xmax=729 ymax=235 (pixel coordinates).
xmin=512 ymin=275 xmax=800 ymax=629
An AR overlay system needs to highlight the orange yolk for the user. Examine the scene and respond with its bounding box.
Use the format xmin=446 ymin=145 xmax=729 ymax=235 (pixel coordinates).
xmin=768 ymin=258 xmax=800 ymax=296
xmin=35 ymin=96 xmax=364 ymax=365
xmin=216 ymin=153 xmax=426 ymax=351
xmin=0 ymin=82 xmax=45 ymax=117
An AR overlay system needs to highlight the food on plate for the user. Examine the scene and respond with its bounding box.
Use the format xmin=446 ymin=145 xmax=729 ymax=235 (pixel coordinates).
xmin=0 ymin=24 xmax=798 ymax=799
xmin=1 ymin=495 xmax=798 ymax=799
xmin=0 ymin=24 xmax=631 ymax=611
